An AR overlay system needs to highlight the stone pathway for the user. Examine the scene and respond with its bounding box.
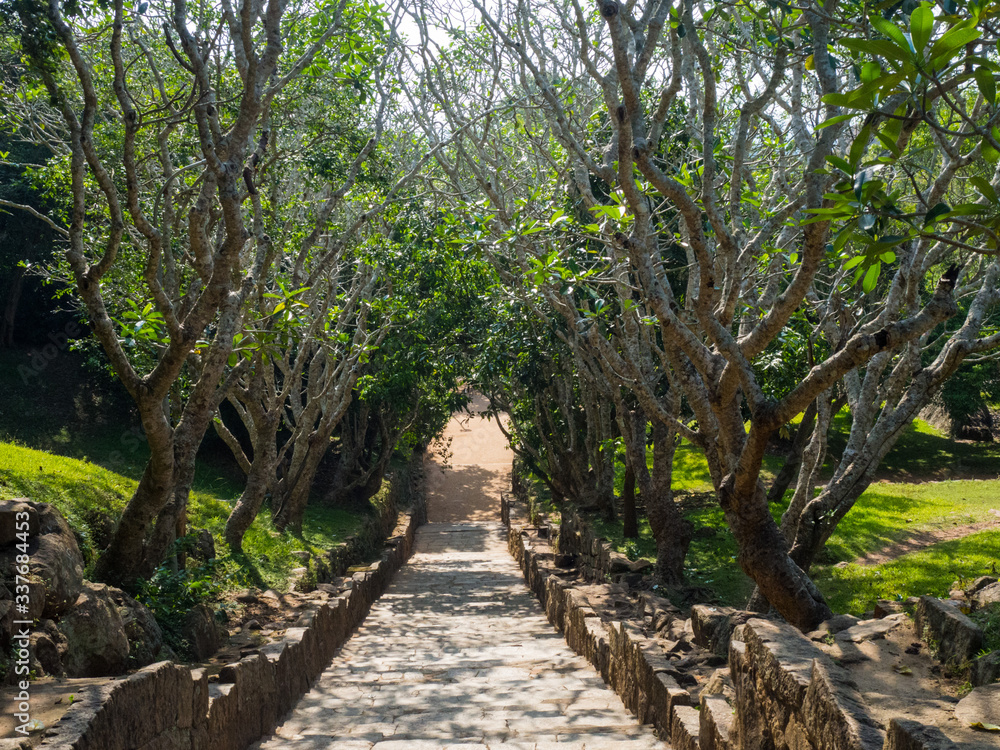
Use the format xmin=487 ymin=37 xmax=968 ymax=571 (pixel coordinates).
xmin=255 ymin=397 xmax=667 ymax=750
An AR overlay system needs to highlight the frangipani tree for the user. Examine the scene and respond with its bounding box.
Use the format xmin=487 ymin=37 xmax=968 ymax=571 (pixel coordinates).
xmin=404 ymin=0 xmax=1000 ymax=629
xmin=2 ymin=0 xmax=404 ymax=584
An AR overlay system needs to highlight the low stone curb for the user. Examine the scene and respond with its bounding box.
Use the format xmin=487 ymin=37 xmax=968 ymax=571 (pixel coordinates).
xmin=502 ymin=496 xmax=691 ymax=742
xmin=502 ymin=493 xmax=968 ymax=750
xmin=36 ymin=510 xmax=422 ymax=750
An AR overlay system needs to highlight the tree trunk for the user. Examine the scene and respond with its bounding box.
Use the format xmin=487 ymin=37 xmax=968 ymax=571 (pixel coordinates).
xmin=646 ymin=421 xmax=691 ymax=585
xmin=225 ymin=459 xmax=274 ymax=553
xmin=621 ymin=462 xmax=638 ymax=539
xmin=766 ymin=399 xmax=818 ymax=504
xmin=93 ymin=451 xmax=173 ymax=588
xmin=274 ymin=431 xmax=329 ymax=533
xmin=722 ymin=480 xmax=832 ymax=631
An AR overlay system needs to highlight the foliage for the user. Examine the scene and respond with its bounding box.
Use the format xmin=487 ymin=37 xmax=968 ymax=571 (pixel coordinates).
xmin=137 ymin=538 xmax=224 ymax=658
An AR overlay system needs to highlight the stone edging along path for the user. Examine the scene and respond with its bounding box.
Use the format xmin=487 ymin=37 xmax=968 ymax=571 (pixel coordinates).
xmin=33 ymin=507 xmax=423 ymax=750
xmin=501 ymin=494 xmax=988 ymax=750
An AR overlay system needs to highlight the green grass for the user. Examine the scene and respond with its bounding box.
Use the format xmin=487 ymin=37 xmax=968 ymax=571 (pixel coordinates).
xmin=587 ymin=424 xmax=1000 ymax=613
xmin=820 ymin=479 xmax=1000 ymax=564
xmin=0 ymin=439 xmax=365 ymax=592
xmin=826 ymin=411 xmax=1000 ymax=480
xmin=814 ymin=530 xmax=1000 ymax=615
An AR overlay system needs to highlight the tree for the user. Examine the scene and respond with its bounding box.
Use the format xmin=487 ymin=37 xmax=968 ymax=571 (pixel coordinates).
xmin=403 ymin=0 xmax=1000 ymax=629
xmin=2 ymin=0 xmax=402 ymax=585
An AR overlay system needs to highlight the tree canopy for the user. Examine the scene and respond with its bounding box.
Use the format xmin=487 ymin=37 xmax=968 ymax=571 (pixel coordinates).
xmin=2 ymin=0 xmax=1000 ymax=629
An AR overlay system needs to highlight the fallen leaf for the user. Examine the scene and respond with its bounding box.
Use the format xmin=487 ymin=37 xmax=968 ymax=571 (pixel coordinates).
xmin=970 ymin=722 xmax=1000 ymax=731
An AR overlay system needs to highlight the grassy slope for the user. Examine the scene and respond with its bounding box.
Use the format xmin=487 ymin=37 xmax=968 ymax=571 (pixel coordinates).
xmin=590 ymin=417 xmax=1000 ymax=616
xmin=0 ymin=440 xmax=366 ymax=591
xmin=0 ymin=349 xmax=366 ymax=592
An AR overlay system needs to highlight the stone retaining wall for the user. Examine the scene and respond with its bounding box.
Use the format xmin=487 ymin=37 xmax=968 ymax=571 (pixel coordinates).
xmin=314 ymin=459 xmax=425 ymax=583
xmin=38 ymin=508 xmax=422 ymax=750
xmin=501 ymin=494 xmax=956 ymax=750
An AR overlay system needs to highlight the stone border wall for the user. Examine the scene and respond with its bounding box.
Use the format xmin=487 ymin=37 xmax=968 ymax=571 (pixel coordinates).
xmin=502 ymin=493 xmax=956 ymax=750
xmin=38 ymin=502 xmax=423 ymax=750
xmin=315 ymin=458 xmax=426 ymax=583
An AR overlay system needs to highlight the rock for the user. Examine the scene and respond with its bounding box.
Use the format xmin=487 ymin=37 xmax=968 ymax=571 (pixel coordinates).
xmin=691 ymin=605 xmax=754 ymax=657
xmin=803 ymin=657 xmax=885 ymax=750
xmin=914 ymin=596 xmax=984 ymax=664
xmin=290 ymin=550 xmax=311 ymax=562
xmin=874 ymin=599 xmax=905 ymax=618
xmin=181 ymin=603 xmax=224 ymax=660
xmin=608 ymin=552 xmax=632 ymax=574
xmin=974 ymin=582 xmax=1000 ymax=606
xmin=818 ymin=613 xmax=860 ymax=634
xmin=244 ymin=619 xmax=262 ymax=631
xmin=966 ymin=576 xmax=998 ymax=596
xmin=671 ymin=704 xmax=701 ymax=750
xmin=58 ymin=582 xmax=130 ymax=677
xmin=0 ymin=500 xmax=39 ymax=546
xmin=554 ymin=553 xmax=576 ymax=568
xmin=2 ymin=503 xmax=85 ymax=618
xmin=970 ymin=650 xmax=1000 ymax=687
xmin=108 ymin=586 xmax=162 ymax=668
xmin=700 ymin=694 xmax=734 ymax=750
xmin=835 ymin=615 xmax=905 ymax=643
xmin=30 ymin=631 xmax=62 ymax=676
xmin=235 ymin=589 xmax=258 ymax=603
xmin=0 ymin=601 xmax=14 ymax=646
xmin=884 ymin=718 xmax=960 ymax=750
xmin=953 ymin=403 xmax=994 ymax=442
xmin=955 ymin=683 xmax=1000 ymax=728
xmin=189 ymin=528 xmax=216 ymax=562
xmin=628 ymin=558 xmax=653 ymax=573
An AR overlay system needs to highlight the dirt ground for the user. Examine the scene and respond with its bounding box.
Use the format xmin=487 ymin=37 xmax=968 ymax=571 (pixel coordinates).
xmin=818 ymin=615 xmax=998 ymax=747
xmin=424 ymin=391 xmax=511 ymax=524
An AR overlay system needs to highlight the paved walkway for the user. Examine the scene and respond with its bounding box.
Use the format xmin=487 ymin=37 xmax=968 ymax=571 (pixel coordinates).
xmin=255 ymin=397 xmax=668 ymax=750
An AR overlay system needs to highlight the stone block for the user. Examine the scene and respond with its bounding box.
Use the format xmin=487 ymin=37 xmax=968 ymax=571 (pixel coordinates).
xmin=874 ymin=600 xmax=905 ymax=618
xmin=883 ymin=718 xmax=960 ymax=750
xmin=801 ymin=659 xmax=883 ymax=750
xmin=671 ymin=705 xmax=701 ymax=750
xmin=699 ymin=694 xmax=734 ymax=750
xmin=691 ymin=605 xmax=754 ymax=657
xmin=743 ymin=619 xmax=817 ymax=710
xmin=954 ymin=683 xmax=1000 ymax=728
xmin=914 ymin=596 xmax=984 ymax=664
xmin=970 ymin=649 xmax=1000 ymax=687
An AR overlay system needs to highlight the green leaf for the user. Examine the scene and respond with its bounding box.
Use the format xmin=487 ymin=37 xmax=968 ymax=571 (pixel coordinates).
xmin=871 ymin=16 xmax=910 ymax=50
xmin=861 ymin=61 xmax=883 ymax=83
xmin=909 ymin=3 xmax=934 ymax=55
xmin=826 ymin=155 xmax=854 ymax=174
xmin=971 ymin=176 xmax=999 ymax=204
xmin=841 ymin=38 xmax=910 ymax=64
xmin=862 ymin=261 xmax=882 ymax=292
xmin=928 ymin=26 xmax=981 ymax=64
xmin=850 ymin=124 xmax=872 ymax=168
xmin=817 ymin=114 xmax=856 ymax=130
xmin=975 ymin=67 xmax=997 ymax=105
xmin=875 ymin=130 xmax=902 ymax=157
xmin=924 ymin=202 xmax=951 ymax=225
xmin=983 ymin=136 xmax=1000 ymax=165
